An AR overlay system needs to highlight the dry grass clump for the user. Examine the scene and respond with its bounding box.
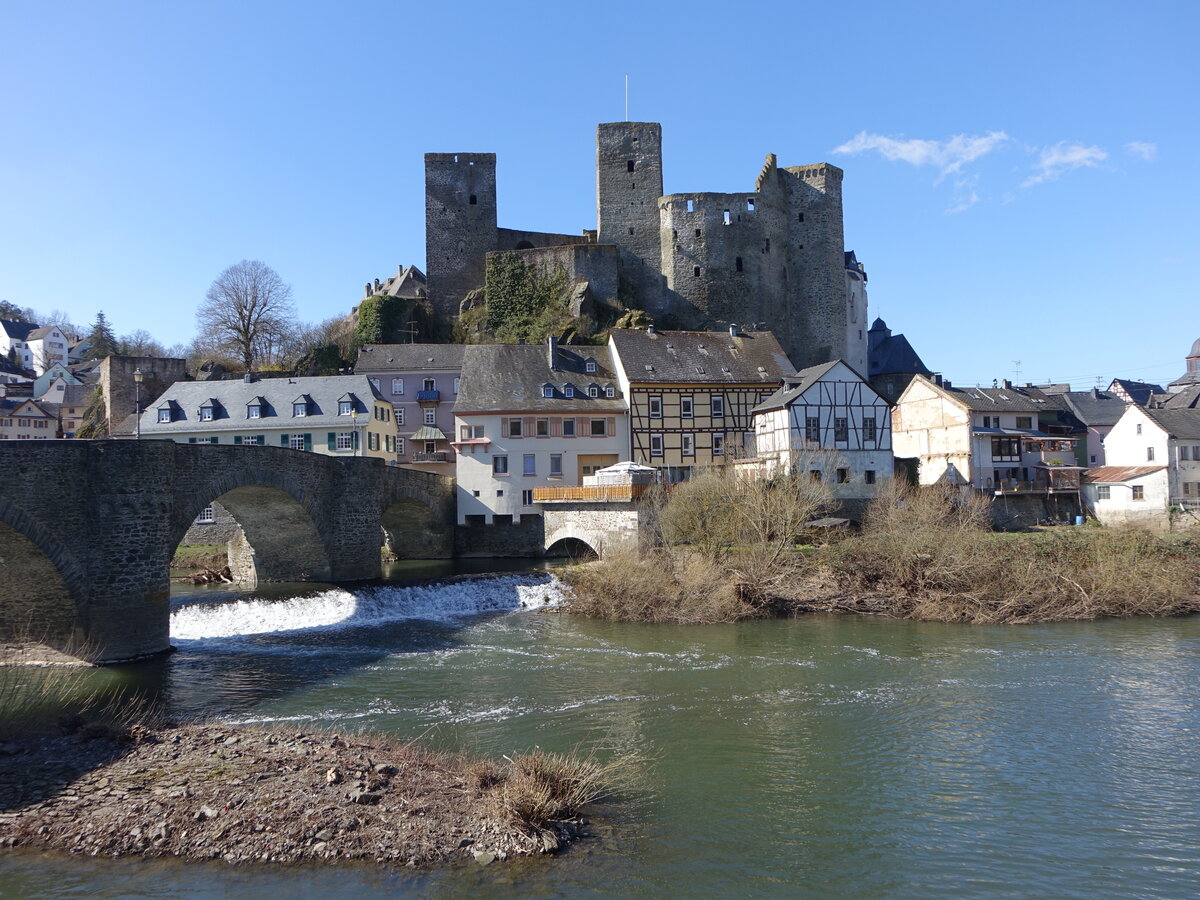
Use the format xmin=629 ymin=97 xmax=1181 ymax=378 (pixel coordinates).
xmin=495 ymin=747 xmax=638 ymax=847
xmin=563 ymin=543 xmax=755 ymax=624
xmin=821 ymin=484 xmax=1200 ymax=623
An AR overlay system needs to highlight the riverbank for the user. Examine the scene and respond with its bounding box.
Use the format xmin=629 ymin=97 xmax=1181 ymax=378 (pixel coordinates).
xmin=0 ymin=723 xmax=612 ymax=867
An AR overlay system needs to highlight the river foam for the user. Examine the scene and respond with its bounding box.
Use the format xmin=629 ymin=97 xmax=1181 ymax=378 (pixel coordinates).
xmin=170 ymin=573 xmax=566 ymax=641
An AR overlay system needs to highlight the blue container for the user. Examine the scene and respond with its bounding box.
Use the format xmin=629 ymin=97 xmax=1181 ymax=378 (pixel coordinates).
xmin=1074 ymin=515 xmax=1085 ymax=526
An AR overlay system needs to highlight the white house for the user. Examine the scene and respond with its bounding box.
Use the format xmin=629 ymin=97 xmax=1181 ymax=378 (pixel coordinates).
xmin=453 ymin=339 xmax=629 ymax=526
xmin=1084 ymin=406 xmax=1200 ymax=529
xmin=750 ymin=360 xmax=893 ymax=501
xmin=26 ymin=326 xmax=70 ymax=376
xmin=0 ymin=320 xmax=36 ymax=371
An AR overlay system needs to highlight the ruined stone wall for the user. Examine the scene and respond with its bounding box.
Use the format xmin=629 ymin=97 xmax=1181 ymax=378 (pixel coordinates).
xmin=488 ymin=244 xmax=623 ymax=313
xmin=495 ymin=227 xmax=591 ymax=251
xmin=101 ymin=355 xmax=188 ymax=433
xmin=425 ymin=152 xmax=498 ymax=319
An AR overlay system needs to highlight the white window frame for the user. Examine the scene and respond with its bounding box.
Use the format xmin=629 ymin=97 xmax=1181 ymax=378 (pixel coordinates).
xmin=605 ymin=386 xmax=615 ymax=398
xmin=199 ymin=407 xmax=213 ymax=422
xmin=247 ymin=405 xmax=261 ymax=419
xmin=493 ymin=455 xmax=509 ymax=475
xmin=712 ymin=434 xmax=724 ymax=456
xmin=424 ymin=408 xmax=436 ymax=425
xmin=680 ymin=396 xmax=693 ymax=418
xmin=550 ymin=453 xmax=563 ymax=476
xmin=585 ymin=360 xmax=596 ymax=373
xmin=289 ymin=434 xmax=306 ymax=450
xmin=396 ymin=407 xmax=404 ymax=425
xmin=590 ymin=419 xmax=606 ymax=436
xmin=711 ymin=395 xmax=725 ymax=418
xmin=336 ymin=432 xmax=354 ymax=451
xmin=649 ymin=396 xmax=663 ymax=419
xmin=392 ymin=378 xmax=404 ymax=395
xmin=293 ymin=403 xmax=307 ymax=417
xmin=681 ymin=433 xmax=694 ymax=456
xmin=196 ymin=506 xmax=215 ymax=524
xmin=339 ymin=401 xmax=353 ymax=415
xmin=650 ymin=434 xmax=664 ymax=457
xmin=157 ymin=409 xmax=171 ymax=423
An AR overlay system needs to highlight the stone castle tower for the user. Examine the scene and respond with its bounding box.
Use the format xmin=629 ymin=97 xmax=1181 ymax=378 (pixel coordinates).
xmin=421 ymin=122 xmax=866 ymax=370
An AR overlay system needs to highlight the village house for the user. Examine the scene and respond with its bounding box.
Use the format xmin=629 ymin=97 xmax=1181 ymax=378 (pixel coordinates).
xmin=0 ymin=320 xmax=36 ymax=371
xmin=891 ymin=375 xmax=1084 ymax=496
xmin=749 ymin=360 xmax=893 ymax=506
xmin=452 ymin=339 xmax=629 ymax=528
xmin=1107 ymin=378 xmax=1165 ymax=407
xmin=0 ymin=397 xmax=58 ymax=440
xmin=26 ymin=325 xmax=70 ymax=376
xmin=1167 ymin=337 xmax=1200 ymax=393
xmin=354 ymin=343 xmax=464 ymax=474
xmin=126 ymin=373 xmax=397 ymax=459
xmin=1055 ymin=388 xmax=1128 ymax=466
xmin=1083 ymin=406 xmax=1200 ymax=530
xmin=608 ymin=327 xmax=793 ymax=482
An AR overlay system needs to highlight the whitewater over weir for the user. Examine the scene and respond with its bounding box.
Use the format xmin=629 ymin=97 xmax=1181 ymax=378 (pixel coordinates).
xmin=169 ymin=573 xmax=567 ymax=641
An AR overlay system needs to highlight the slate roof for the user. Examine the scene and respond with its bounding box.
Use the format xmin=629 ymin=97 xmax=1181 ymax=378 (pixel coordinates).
xmin=945 ymin=384 xmax=1059 ymax=413
xmin=355 ymin=343 xmax=467 ymax=373
xmin=1143 ymin=408 xmax=1200 ymax=441
xmin=0 ymin=356 xmax=33 ymax=379
xmin=1058 ymin=390 xmax=1128 ymax=427
xmin=1163 ymin=385 xmax=1200 ymax=409
xmin=1110 ymin=379 xmax=1165 ymax=406
xmin=132 ymin=375 xmax=385 ymax=434
xmin=608 ymin=329 xmax=794 ymax=384
xmin=752 ymin=360 xmax=879 ymax=414
xmin=27 ymin=325 xmax=62 ymax=340
xmin=455 ymin=343 xmax=625 ymax=414
xmin=1083 ymin=465 xmax=1167 ymax=483
xmin=60 ymin=384 xmax=91 ymax=407
xmin=868 ymin=331 xmax=931 ymax=378
xmin=0 ymin=319 xmax=37 ymax=341
xmin=0 ymin=397 xmax=54 ymax=416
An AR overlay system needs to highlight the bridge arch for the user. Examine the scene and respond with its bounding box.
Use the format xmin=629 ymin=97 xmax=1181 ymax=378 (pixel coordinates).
xmin=171 ymin=466 xmax=332 ymax=584
xmin=545 ymin=535 xmax=599 ymax=560
xmin=0 ymin=498 xmax=89 ymax=659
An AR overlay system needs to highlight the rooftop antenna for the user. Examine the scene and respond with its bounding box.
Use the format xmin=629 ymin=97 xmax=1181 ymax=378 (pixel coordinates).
xmin=1011 ymin=359 xmax=1022 ymax=382
xmin=625 ymin=74 xmax=629 ymax=121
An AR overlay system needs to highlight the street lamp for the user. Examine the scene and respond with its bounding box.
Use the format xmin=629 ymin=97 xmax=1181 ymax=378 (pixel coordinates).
xmin=133 ymin=368 xmax=144 ymax=441
xmin=351 ymin=409 xmax=360 ymax=456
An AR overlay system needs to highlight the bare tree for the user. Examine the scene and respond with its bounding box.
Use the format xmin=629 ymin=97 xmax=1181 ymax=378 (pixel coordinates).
xmin=196 ymin=260 xmax=296 ymax=371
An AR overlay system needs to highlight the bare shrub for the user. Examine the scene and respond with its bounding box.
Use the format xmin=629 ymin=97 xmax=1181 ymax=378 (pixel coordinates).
xmin=563 ymin=543 xmax=752 ymax=623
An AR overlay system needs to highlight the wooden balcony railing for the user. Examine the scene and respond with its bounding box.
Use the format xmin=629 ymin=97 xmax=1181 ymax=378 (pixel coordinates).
xmin=532 ymin=484 xmax=653 ymax=503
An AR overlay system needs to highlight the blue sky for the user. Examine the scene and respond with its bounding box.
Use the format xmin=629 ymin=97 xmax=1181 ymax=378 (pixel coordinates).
xmin=1 ymin=0 xmax=1195 ymax=389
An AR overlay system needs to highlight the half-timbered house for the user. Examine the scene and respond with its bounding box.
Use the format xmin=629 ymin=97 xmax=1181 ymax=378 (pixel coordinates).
xmin=608 ymin=328 xmax=794 ymax=482
xmin=751 ymin=360 xmax=893 ymax=499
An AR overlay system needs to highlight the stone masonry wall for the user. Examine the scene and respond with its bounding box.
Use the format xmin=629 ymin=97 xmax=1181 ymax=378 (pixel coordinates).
xmin=101 ymin=355 xmax=188 ymax=433
xmin=425 ymin=152 xmax=498 ymax=319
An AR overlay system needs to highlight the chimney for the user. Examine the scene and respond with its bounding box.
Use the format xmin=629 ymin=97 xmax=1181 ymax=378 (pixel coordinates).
xmin=243 ymin=372 xmax=257 ymax=384
xmin=1091 ymin=387 xmax=1100 ymax=399
xmin=933 ymin=374 xmax=943 ymax=387
xmin=729 ymin=324 xmax=738 ymax=338
xmin=943 ymin=379 xmax=952 ymax=389
xmin=647 ymin=325 xmax=655 ymax=336
xmin=1002 ymin=379 xmax=1013 ymax=390
xmin=547 ymin=335 xmax=559 ymax=371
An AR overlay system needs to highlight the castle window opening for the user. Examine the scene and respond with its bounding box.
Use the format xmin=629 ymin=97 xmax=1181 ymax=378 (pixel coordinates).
xmin=723 ymin=210 xmax=732 ymax=225
xmin=629 ymin=228 xmax=635 ymax=235
xmin=746 ymin=198 xmax=755 ymax=211
xmin=686 ymin=199 xmax=694 ymax=212
xmin=798 ymin=213 xmax=804 ymax=222
xmin=735 ymin=257 xmax=743 ymax=273
xmin=765 ymin=238 xmax=770 ymax=252
xmin=469 ymin=194 xmax=477 ymax=205
xmin=695 ymin=228 xmax=701 ymax=237
xmin=693 ymin=266 xmax=701 ymax=276
xmin=627 ymin=160 xmax=635 ymax=172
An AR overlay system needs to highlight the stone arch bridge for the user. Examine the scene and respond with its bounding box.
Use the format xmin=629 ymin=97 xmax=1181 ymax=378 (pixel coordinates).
xmin=0 ymin=442 xmax=454 ymax=664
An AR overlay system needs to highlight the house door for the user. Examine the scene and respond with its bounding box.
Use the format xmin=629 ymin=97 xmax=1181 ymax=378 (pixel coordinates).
xmin=577 ymin=454 xmax=618 ymax=482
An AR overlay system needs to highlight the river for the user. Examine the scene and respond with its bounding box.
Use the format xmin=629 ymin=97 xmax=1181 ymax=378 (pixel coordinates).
xmin=3 ymin=567 xmax=1199 ymax=898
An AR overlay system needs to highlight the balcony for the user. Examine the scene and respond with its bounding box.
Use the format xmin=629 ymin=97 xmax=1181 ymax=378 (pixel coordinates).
xmin=411 ymin=451 xmax=448 ymax=463
xmin=416 ymin=389 xmax=440 ymax=403
xmin=533 ymin=484 xmax=653 ymax=503
xmin=990 ymin=472 xmax=1081 ymax=495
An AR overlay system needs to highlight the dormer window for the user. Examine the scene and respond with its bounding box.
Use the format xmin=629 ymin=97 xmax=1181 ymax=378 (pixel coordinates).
xmin=584 ymin=359 xmax=597 ymax=373
xmin=542 ymin=383 xmax=555 ymax=398
xmin=339 ymin=401 xmax=352 ymax=415
xmin=200 ymin=407 xmax=213 ymax=422
xmin=248 ymin=404 xmax=261 ymax=419
xmin=588 ymin=384 xmax=600 ymax=398
xmin=157 ymin=408 xmax=171 ymax=424
xmin=294 ymin=402 xmax=308 ymax=417
xmin=564 ymin=385 xmax=575 ymax=398
xmin=605 ymin=385 xmax=615 ymax=398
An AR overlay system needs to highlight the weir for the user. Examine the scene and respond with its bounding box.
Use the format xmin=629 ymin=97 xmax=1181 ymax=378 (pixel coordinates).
xmin=0 ymin=442 xmax=455 ymax=664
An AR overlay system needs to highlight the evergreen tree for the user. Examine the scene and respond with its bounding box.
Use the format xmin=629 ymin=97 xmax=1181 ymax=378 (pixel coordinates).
xmin=85 ymin=311 xmax=118 ymax=359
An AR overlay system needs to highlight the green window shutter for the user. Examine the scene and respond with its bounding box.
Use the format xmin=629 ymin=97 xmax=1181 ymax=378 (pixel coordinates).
xmin=327 ymin=432 xmax=336 ymax=451
xmin=188 ymin=437 xmax=197 ymax=444
xmin=259 ymin=435 xmax=265 ymax=445
xmin=234 ymin=435 xmax=242 ymax=445
xmin=303 ymin=433 xmax=312 ymax=452
xmin=352 ymin=431 xmax=359 ymax=450
xmin=209 ymin=436 xmax=218 ymax=444
xmin=280 ymin=434 xmax=289 ymax=447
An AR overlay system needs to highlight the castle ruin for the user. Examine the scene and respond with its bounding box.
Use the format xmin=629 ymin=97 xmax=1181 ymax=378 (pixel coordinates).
xmin=422 ymin=122 xmax=868 ymax=372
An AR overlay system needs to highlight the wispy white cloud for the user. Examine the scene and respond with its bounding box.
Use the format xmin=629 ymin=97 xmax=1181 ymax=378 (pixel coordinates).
xmin=833 ymin=131 xmax=1009 ymax=178
xmin=1022 ymin=142 xmax=1108 ymax=187
xmin=945 ymin=175 xmax=980 ymax=215
xmin=1125 ymin=141 xmax=1157 ymax=162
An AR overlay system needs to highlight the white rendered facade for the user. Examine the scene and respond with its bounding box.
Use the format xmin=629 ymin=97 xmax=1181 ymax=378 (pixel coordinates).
xmin=453 ymin=410 xmax=630 ymax=525
xmin=1101 ymin=407 xmax=1200 ymax=509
